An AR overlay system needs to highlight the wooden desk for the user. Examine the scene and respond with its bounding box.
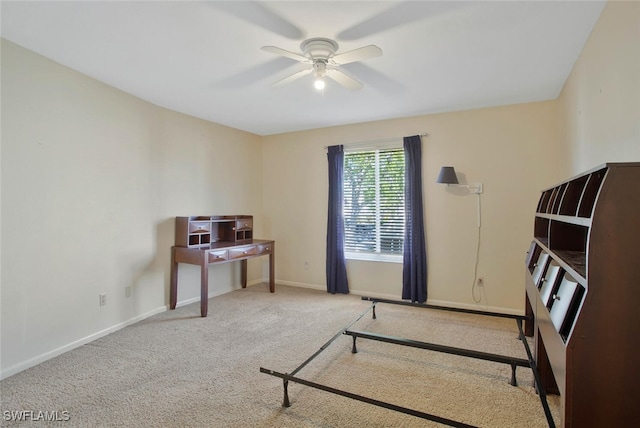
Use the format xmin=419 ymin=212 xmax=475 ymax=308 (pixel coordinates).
xmin=170 ymin=239 xmax=275 ymax=317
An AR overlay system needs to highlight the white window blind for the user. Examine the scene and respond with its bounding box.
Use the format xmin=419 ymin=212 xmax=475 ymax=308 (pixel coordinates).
xmin=343 ymin=148 xmax=404 ymax=261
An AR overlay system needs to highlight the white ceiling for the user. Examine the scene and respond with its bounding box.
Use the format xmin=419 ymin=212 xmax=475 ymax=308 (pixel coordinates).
xmin=1 ymin=1 xmax=605 ymax=136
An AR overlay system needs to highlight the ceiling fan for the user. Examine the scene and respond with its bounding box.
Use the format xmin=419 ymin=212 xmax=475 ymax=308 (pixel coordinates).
xmin=261 ymin=37 xmax=382 ymax=90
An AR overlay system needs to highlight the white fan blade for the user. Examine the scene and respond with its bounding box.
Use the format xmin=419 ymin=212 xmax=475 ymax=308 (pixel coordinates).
xmin=272 ymin=68 xmax=313 ymax=87
xmin=261 ymin=46 xmax=308 ymax=63
xmin=326 ymin=69 xmax=363 ymax=90
xmin=332 ymin=45 xmax=382 ymax=65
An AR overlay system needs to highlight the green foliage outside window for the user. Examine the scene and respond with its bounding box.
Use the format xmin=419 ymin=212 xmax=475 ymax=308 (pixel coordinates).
xmin=343 ymin=149 xmax=404 ymax=255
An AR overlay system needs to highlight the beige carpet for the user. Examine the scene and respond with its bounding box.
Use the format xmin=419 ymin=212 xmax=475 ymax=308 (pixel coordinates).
xmin=1 ymin=284 xmax=559 ymax=427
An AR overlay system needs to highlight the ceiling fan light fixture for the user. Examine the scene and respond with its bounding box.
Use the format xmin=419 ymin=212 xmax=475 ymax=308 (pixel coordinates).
xmin=313 ymin=60 xmax=327 ymax=77
xmin=263 ymin=37 xmax=381 ymax=91
xmin=313 ymin=60 xmax=327 ymax=90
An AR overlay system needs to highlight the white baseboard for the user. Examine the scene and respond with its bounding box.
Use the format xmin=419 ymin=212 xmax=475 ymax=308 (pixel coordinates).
xmin=2 ymin=279 xmax=522 ymax=380
xmin=276 ymin=280 xmax=523 ymax=316
xmin=276 ymin=279 xmax=325 ymax=291
xmin=425 ymin=299 xmax=524 ymax=316
xmin=1 ymin=305 xmax=168 ymax=380
xmin=276 ymin=281 xmax=405 ymax=302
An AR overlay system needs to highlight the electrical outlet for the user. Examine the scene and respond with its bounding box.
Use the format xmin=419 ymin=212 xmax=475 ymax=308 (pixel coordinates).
xmin=125 ymin=286 xmax=132 ymax=298
xmin=99 ymin=293 xmax=107 ymax=306
xmin=304 ymin=261 xmax=309 ymax=271
xmin=476 ymin=277 xmax=484 ymax=287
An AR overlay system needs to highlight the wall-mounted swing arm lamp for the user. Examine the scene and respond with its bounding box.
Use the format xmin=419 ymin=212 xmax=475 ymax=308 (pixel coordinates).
xmin=436 ymin=166 xmax=484 ymax=304
xmin=436 ymin=166 xmax=483 ymax=194
xmin=436 ymin=166 xmax=483 ymax=227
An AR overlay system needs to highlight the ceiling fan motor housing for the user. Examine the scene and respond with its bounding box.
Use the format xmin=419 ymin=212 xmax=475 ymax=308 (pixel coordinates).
xmin=301 ymin=38 xmax=338 ymax=61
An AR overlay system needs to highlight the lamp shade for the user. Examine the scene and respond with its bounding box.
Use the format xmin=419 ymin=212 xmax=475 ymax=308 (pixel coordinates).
xmin=436 ymin=166 xmax=459 ymax=184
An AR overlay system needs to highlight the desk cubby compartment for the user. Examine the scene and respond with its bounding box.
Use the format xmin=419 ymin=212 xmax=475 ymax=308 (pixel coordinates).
xmin=187 ymin=221 xmax=211 ymax=247
xmin=212 ymin=220 xmax=235 ymax=243
xmin=175 ymin=217 xmax=212 ymax=248
xmin=239 ymin=230 xmax=253 ymax=240
xmin=235 ymin=218 xmax=253 ymax=241
xmin=549 ymin=272 xmax=584 ymax=342
xmin=188 ymin=233 xmax=211 ymax=247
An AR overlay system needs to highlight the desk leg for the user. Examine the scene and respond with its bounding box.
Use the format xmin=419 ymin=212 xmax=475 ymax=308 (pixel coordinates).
xmin=269 ymin=243 xmax=275 ymax=293
xmin=170 ymin=247 xmax=178 ymax=310
xmin=241 ymin=260 xmax=248 ymax=288
xmin=201 ymin=252 xmax=209 ymax=317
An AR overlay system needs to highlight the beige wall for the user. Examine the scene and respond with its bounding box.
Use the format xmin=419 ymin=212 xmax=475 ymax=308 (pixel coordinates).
xmin=263 ymin=102 xmax=559 ymax=312
xmin=260 ymin=0 xmax=640 ymax=314
xmin=557 ymin=0 xmax=640 ymax=174
xmin=1 ymin=40 xmax=264 ymax=378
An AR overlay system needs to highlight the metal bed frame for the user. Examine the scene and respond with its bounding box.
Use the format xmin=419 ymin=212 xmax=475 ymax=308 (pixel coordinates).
xmin=260 ymin=297 xmax=556 ymax=428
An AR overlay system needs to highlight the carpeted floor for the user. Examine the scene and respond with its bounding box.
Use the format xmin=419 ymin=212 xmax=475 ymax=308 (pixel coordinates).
xmin=0 ymin=284 xmax=560 ymax=427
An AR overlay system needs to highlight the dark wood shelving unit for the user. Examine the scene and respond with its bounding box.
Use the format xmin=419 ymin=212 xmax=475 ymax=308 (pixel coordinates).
xmin=524 ymin=163 xmax=640 ymax=427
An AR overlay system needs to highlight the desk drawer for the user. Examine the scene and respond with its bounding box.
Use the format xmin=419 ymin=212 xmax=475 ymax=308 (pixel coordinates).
xmin=189 ymin=221 xmax=210 ymax=233
xmin=258 ymin=243 xmax=273 ymax=255
xmin=208 ymin=249 xmax=228 ymax=263
xmin=228 ymin=245 xmax=257 ymax=260
xmin=236 ymin=219 xmax=253 ymax=230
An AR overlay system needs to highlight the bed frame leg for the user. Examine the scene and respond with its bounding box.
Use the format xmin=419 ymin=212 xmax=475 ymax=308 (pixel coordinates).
xmin=351 ymin=335 xmax=358 ymax=353
xmin=510 ymin=362 xmax=518 ymax=386
xmin=516 ymin=319 xmax=525 ymax=341
xmin=282 ymin=379 xmax=291 ymax=407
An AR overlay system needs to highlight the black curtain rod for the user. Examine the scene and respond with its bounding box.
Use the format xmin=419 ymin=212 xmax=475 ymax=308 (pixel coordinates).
xmin=324 ymin=133 xmax=428 ymax=150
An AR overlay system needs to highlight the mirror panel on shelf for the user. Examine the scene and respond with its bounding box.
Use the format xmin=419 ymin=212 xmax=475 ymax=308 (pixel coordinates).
xmin=540 ymin=260 xmax=561 ymax=306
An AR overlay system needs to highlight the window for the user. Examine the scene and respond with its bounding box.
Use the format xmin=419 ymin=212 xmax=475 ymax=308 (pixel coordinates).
xmin=343 ymin=148 xmax=404 ymax=262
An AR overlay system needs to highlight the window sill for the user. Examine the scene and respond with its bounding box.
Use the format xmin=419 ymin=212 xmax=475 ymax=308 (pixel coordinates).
xmin=345 ymin=252 xmax=403 ymax=264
